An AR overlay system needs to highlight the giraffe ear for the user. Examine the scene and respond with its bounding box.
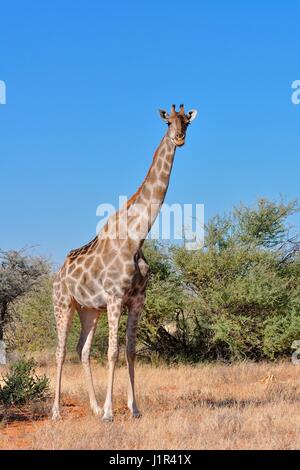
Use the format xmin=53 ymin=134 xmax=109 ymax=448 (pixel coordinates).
xmin=159 ymin=109 xmax=170 ymax=123
xmin=186 ymin=109 xmax=198 ymax=122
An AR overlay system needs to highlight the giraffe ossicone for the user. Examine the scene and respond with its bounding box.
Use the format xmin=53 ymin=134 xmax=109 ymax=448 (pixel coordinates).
xmin=52 ymin=104 xmax=198 ymax=421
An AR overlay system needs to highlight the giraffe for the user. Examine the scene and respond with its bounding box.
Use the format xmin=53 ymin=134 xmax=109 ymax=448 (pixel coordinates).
xmin=52 ymin=104 xmax=198 ymax=421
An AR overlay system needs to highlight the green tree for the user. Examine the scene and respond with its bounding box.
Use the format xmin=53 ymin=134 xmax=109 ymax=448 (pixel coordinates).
xmin=0 ymin=250 xmax=50 ymax=341
xmin=172 ymin=198 xmax=300 ymax=361
xmin=12 ymin=276 xmax=57 ymax=352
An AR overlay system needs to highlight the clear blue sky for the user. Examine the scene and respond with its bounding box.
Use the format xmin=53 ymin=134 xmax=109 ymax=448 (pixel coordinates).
xmin=0 ymin=0 xmax=299 ymax=265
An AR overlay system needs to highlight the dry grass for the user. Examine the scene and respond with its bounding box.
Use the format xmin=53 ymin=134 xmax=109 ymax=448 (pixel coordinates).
xmin=0 ymin=360 xmax=299 ymax=449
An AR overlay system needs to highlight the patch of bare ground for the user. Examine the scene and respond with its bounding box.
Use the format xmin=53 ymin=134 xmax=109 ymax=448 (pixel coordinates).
xmin=0 ymin=361 xmax=299 ymax=449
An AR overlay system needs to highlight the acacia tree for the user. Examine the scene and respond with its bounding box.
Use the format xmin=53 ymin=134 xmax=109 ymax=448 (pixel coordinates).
xmin=0 ymin=250 xmax=50 ymax=341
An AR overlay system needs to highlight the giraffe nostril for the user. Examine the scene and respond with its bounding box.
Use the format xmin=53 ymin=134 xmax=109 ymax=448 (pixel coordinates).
xmin=176 ymin=133 xmax=184 ymax=139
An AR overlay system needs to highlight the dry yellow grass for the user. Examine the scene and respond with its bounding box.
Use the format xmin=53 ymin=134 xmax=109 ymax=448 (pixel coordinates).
xmin=1 ymin=360 xmax=299 ymax=450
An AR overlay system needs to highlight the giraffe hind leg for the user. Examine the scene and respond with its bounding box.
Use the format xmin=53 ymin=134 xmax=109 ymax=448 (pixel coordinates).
xmin=77 ymin=309 xmax=101 ymax=416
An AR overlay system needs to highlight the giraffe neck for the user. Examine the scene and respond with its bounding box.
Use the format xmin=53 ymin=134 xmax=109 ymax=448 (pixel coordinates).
xmin=125 ymin=133 xmax=176 ymax=246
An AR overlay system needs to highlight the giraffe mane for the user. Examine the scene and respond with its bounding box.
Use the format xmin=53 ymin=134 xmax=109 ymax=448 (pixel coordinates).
xmin=67 ymin=236 xmax=99 ymax=259
xmin=125 ymin=137 xmax=164 ymax=209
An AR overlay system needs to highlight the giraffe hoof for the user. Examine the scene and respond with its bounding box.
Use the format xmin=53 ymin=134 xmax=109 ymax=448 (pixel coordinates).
xmin=92 ymin=406 xmax=102 ymax=417
xmin=102 ymin=414 xmax=114 ymax=422
xmin=51 ymin=409 xmax=62 ymax=421
xmin=132 ymin=411 xmax=142 ymax=419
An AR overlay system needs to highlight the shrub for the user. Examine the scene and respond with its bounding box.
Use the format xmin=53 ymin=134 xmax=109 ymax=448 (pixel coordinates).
xmin=0 ymin=358 xmax=50 ymax=405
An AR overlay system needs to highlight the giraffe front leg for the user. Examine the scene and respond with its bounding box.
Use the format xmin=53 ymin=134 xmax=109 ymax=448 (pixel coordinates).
xmin=102 ymin=295 xmax=122 ymax=422
xmin=52 ymin=300 xmax=74 ymax=421
xmin=126 ymin=295 xmax=144 ymax=418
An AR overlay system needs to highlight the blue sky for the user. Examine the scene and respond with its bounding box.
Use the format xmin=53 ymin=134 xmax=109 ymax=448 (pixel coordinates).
xmin=0 ymin=0 xmax=299 ymax=265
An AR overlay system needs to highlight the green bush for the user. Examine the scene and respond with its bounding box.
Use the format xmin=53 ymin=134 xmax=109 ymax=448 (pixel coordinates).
xmin=168 ymin=199 xmax=300 ymax=362
xmin=0 ymin=358 xmax=50 ymax=405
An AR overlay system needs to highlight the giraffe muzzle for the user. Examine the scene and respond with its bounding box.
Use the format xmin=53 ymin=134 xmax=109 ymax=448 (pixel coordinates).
xmin=174 ymin=133 xmax=185 ymax=146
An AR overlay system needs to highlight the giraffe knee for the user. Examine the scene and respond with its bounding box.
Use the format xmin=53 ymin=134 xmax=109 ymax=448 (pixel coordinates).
xmin=76 ymin=343 xmax=82 ymax=360
xmin=126 ymin=327 xmax=137 ymax=362
xmin=56 ymin=346 xmax=66 ymax=364
xmin=81 ymin=346 xmax=90 ymax=365
xmin=126 ymin=349 xmax=136 ymax=363
xmin=126 ymin=340 xmax=136 ymax=358
xmin=76 ymin=336 xmax=83 ymax=359
xmin=108 ymin=346 xmax=119 ymax=362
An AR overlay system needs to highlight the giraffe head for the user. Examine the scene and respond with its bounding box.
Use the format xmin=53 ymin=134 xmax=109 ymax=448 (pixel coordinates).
xmin=159 ymin=104 xmax=197 ymax=147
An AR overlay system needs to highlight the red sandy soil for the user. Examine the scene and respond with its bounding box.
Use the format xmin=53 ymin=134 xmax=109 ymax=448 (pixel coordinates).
xmin=0 ymin=398 xmax=84 ymax=450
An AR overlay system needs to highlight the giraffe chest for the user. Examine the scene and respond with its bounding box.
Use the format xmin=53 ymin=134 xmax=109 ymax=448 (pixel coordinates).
xmin=67 ymin=275 xmax=108 ymax=309
xmin=63 ymin=248 xmax=149 ymax=310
